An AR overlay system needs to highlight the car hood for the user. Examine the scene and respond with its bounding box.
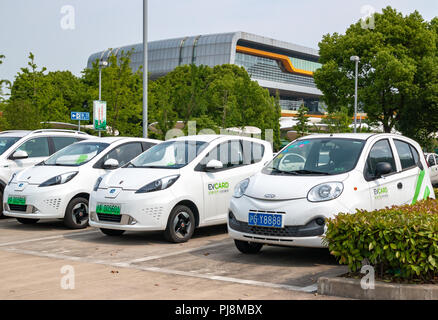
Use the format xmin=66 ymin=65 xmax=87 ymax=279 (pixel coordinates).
xmin=101 ymin=168 xmax=181 ymax=190
xmin=15 ymin=166 xmax=80 ymax=185
xmin=244 ymin=172 xmax=350 ymax=201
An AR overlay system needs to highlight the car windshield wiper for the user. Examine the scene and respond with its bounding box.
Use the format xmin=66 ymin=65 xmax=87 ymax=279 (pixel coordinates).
xmin=293 ymin=170 xmax=331 ymax=175
xmin=127 ymin=162 xmax=137 ymax=168
xmin=269 ymin=168 xmax=299 ymax=175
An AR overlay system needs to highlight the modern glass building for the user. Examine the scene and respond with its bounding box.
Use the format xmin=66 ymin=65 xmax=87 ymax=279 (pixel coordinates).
xmin=87 ymin=32 xmax=325 ymax=114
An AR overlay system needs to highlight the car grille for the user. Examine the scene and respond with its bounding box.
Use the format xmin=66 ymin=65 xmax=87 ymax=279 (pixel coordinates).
xmin=97 ymin=214 xmax=122 ymax=223
xmin=8 ymin=204 xmax=27 ymax=212
xmin=229 ymin=212 xmax=324 ymax=238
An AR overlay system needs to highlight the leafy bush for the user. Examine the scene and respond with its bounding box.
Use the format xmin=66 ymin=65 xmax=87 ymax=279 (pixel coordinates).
xmin=324 ymin=200 xmax=438 ymax=282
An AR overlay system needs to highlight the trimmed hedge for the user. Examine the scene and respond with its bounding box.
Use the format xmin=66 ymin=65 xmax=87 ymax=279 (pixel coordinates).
xmin=324 ymin=200 xmax=438 ymax=282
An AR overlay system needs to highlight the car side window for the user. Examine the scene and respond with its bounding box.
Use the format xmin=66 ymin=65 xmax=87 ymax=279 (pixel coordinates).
xmin=241 ymin=141 xmax=265 ymax=164
xmin=16 ymin=137 xmax=50 ymax=158
xmin=200 ymin=140 xmax=244 ymax=170
xmin=394 ymin=140 xmax=417 ymax=170
xmin=434 ymin=155 xmax=438 ymax=166
xmin=429 ymin=156 xmax=436 ymax=167
xmin=101 ymin=143 xmax=143 ymax=167
xmin=365 ymin=139 xmax=396 ymax=180
xmin=52 ymin=137 xmax=78 ymax=153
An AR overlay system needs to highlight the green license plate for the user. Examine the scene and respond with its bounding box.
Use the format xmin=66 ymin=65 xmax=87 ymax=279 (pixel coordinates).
xmin=96 ymin=204 xmax=121 ymax=215
xmin=8 ymin=196 xmax=26 ymax=205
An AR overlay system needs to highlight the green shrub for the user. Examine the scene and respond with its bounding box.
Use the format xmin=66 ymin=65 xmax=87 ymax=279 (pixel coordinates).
xmin=324 ymin=200 xmax=438 ymax=282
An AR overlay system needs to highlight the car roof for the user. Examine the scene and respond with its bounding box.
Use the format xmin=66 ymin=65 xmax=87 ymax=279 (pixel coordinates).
xmin=170 ymin=134 xmax=270 ymax=144
xmin=76 ymin=137 xmax=161 ymax=145
xmin=0 ymin=131 xmax=31 ymax=138
xmin=296 ymin=133 xmax=376 ymax=141
xmin=0 ymin=130 xmax=90 ymax=138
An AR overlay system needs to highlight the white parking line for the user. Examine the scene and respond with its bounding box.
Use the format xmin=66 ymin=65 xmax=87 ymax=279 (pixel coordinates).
xmin=0 ymin=230 xmax=99 ymax=247
xmin=2 ymin=247 xmax=318 ymax=294
xmin=125 ymin=241 xmax=231 ymax=264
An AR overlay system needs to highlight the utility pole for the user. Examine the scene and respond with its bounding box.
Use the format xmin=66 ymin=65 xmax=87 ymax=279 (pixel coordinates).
xmin=143 ymin=0 xmax=148 ymax=138
xmin=350 ymin=56 xmax=360 ymax=134
xmin=98 ymin=60 xmax=108 ymax=137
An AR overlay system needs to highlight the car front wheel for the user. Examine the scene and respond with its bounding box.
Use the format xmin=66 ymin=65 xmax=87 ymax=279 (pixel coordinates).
xmin=64 ymin=197 xmax=89 ymax=229
xmin=164 ymin=205 xmax=195 ymax=243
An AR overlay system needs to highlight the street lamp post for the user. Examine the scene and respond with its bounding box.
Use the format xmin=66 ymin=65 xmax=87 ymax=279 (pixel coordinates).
xmin=143 ymin=0 xmax=148 ymax=138
xmin=350 ymin=56 xmax=360 ymax=134
xmin=98 ymin=60 xmax=108 ymax=137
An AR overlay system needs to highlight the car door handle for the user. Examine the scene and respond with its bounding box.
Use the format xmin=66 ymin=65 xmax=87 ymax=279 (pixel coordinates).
xmin=397 ymin=183 xmax=403 ymax=190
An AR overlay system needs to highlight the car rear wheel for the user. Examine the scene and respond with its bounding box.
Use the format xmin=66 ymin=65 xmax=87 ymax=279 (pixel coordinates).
xmin=100 ymin=228 xmax=125 ymax=236
xmin=164 ymin=205 xmax=195 ymax=243
xmin=64 ymin=197 xmax=89 ymax=229
xmin=16 ymin=218 xmax=39 ymax=225
xmin=234 ymin=240 xmax=263 ymax=254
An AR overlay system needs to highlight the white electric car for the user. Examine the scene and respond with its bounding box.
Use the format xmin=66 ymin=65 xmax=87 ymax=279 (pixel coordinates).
xmin=228 ymin=133 xmax=435 ymax=253
xmin=3 ymin=137 xmax=160 ymax=228
xmin=0 ymin=129 xmax=90 ymax=217
xmin=89 ymin=135 xmax=273 ymax=243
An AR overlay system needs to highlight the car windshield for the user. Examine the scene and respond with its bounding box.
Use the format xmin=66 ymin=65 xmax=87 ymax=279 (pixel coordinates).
xmin=263 ymin=138 xmax=366 ymax=176
xmin=43 ymin=142 xmax=110 ymax=167
xmin=129 ymin=140 xmax=208 ymax=169
xmin=0 ymin=137 xmax=20 ymax=155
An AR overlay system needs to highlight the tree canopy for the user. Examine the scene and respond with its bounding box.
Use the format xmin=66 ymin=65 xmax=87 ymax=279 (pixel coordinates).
xmin=314 ymin=6 xmax=438 ymax=145
xmin=1 ymin=52 xmax=281 ymax=149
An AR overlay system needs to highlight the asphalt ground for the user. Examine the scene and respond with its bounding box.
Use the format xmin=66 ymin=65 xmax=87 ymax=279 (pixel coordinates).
xmin=0 ymin=217 xmax=347 ymax=300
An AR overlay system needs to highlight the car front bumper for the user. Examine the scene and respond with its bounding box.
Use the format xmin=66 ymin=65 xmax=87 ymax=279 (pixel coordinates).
xmin=3 ymin=183 xmax=72 ymax=219
xmin=89 ymin=188 xmax=177 ymax=232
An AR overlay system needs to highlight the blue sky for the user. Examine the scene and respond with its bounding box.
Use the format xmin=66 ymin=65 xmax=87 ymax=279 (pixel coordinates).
xmin=0 ymin=0 xmax=437 ymax=84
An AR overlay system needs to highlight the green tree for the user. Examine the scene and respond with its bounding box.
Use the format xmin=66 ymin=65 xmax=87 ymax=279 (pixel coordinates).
xmin=314 ymin=6 xmax=438 ymax=145
xmin=83 ymin=51 xmax=143 ymax=136
xmin=0 ymin=54 xmax=10 ymax=102
xmin=150 ymin=64 xmax=281 ymax=149
xmin=322 ymin=107 xmax=352 ymax=133
xmin=7 ymin=53 xmax=90 ymax=129
xmin=294 ymin=105 xmax=310 ymax=137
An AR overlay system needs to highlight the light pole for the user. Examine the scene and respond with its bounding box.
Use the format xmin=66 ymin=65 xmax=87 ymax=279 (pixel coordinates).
xmin=143 ymin=0 xmax=148 ymax=138
xmin=98 ymin=60 xmax=108 ymax=137
xmin=350 ymin=56 xmax=360 ymax=134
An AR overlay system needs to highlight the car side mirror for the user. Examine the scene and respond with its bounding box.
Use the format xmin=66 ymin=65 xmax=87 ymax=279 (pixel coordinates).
xmin=205 ymin=160 xmax=223 ymax=171
xmin=103 ymin=159 xmax=119 ymax=170
xmin=11 ymin=150 xmax=29 ymax=160
xmin=375 ymin=162 xmax=392 ymax=178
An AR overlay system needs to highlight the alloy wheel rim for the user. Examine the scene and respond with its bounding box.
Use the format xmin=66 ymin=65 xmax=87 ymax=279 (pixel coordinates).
xmin=72 ymin=202 xmax=89 ymax=226
xmin=172 ymin=211 xmax=192 ymax=239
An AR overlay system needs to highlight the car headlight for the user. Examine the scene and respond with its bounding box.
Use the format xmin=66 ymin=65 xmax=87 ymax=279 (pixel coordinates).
xmin=135 ymin=175 xmax=180 ymax=194
xmin=233 ymin=178 xmax=250 ymax=198
xmin=8 ymin=173 xmax=17 ymax=186
xmin=93 ymin=176 xmax=103 ymax=192
xmin=39 ymin=172 xmax=78 ymax=187
xmin=307 ymin=182 xmax=344 ymax=202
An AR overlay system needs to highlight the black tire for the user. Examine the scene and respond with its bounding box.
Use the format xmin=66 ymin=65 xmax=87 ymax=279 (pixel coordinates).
xmin=63 ymin=197 xmax=89 ymax=229
xmin=0 ymin=188 xmax=4 ymax=218
xmin=17 ymin=218 xmax=39 ymax=225
xmin=164 ymin=205 xmax=195 ymax=243
xmin=234 ymin=240 xmax=263 ymax=254
xmin=100 ymin=228 xmax=125 ymax=236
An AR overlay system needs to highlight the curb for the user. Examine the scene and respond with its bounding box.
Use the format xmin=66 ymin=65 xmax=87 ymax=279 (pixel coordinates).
xmin=318 ymin=276 xmax=438 ymax=300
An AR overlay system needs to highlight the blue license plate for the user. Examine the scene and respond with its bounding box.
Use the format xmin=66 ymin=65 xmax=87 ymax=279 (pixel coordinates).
xmin=248 ymin=212 xmax=283 ymax=228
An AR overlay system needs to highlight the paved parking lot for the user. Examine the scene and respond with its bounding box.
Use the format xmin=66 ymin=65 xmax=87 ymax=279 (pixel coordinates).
xmin=0 ymin=217 xmax=347 ymax=300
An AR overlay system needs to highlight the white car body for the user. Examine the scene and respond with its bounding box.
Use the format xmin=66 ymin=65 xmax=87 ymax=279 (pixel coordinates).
xmin=0 ymin=130 xmax=90 ymax=194
xmin=425 ymin=153 xmax=438 ymax=186
xmin=3 ymin=137 xmax=160 ymax=226
xmin=228 ymin=133 xmax=435 ymax=250
xmin=89 ymin=135 xmax=273 ymax=241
